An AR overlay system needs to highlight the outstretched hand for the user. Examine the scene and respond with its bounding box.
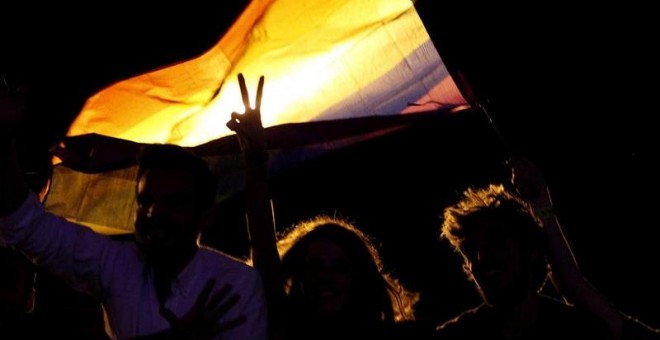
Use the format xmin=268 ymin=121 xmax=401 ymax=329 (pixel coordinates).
xmin=226 ymin=73 xmax=267 ymax=164
xmin=159 ymin=279 xmax=246 ymax=339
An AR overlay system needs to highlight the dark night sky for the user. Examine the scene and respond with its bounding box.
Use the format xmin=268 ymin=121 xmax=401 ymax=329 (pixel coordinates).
xmin=3 ymin=1 xmax=658 ymax=335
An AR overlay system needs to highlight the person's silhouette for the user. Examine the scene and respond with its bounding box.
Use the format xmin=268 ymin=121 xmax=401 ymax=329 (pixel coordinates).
xmin=227 ymin=73 xmax=426 ymax=340
xmin=1 ymin=76 xmax=267 ymax=339
xmin=435 ymin=157 xmax=660 ymax=339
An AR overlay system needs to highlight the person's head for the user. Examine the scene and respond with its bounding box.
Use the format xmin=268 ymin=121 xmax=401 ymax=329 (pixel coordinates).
xmin=0 ymin=247 xmax=36 ymax=322
xmin=441 ymin=184 xmax=547 ymax=308
xmin=277 ymin=215 xmax=418 ymax=325
xmin=134 ymin=144 xmax=217 ymax=263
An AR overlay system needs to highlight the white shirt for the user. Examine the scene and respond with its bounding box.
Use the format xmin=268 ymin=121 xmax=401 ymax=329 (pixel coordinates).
xmin=0 ymin=192 xmax=268 ymax=340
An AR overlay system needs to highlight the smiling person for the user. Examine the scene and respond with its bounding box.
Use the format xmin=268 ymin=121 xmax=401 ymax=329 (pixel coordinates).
xmin=434 ymin=158 xmax=660 ymax=340
xmin=275 ymin=215 xmax=421 ymax=340
xmin=1 ymin=76 xmax=267 ymax=339
xmin=226 ymin=73 xmax=426 ymax=340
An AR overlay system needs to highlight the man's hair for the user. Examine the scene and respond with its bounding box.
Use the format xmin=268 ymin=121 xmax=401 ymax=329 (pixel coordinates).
xmin=441 ymin=184 xmax=547 ymax=287
xmin=136 ymin=144 xmax=217 ymax=210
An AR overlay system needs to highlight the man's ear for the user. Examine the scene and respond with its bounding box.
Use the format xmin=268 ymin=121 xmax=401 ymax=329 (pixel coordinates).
xmin=24 ymin=273 xmax=36 ymax=314
xmin=200 ymin=204 xmax=217 ymax=232
xmin=195 ymin=207 xmax=215 ymax=246
xmin=461 ymin=256 xmax=476 ymax=282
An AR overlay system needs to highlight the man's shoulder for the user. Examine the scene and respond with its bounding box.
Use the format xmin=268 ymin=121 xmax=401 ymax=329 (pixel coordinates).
xmin=536 ymin=295 xmax=616 ymax=338
xmin=195 ymin=246 xmax=263 ymax=296
xmin=537 ymin=295 xmax=599 ymax=323
xmin=436 ymin=304 xmax=489 ymax=337
xmin=197 ymin=246 xmax=254 ymax=271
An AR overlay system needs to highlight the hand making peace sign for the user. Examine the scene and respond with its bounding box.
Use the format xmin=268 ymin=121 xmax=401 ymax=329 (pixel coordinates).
xmin=226 ymin=73 xmax=268 ymax=165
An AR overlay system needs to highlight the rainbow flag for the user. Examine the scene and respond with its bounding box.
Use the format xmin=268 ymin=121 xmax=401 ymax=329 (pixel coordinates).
xmin=45 ymin=0 xmax=468 ymax=234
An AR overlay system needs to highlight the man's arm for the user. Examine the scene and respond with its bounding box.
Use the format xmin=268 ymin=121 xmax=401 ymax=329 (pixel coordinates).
xmin=0 ymin=78 xmax=29 ymax=217
xmin=510 ymin=156 xmax=660 ymax=339
xmin=0 ymin=77 xmax=113 ymax=298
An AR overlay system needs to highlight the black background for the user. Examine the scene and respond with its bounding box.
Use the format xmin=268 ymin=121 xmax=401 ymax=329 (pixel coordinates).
xmin=3 ymin=1 xmax=657 ymax=336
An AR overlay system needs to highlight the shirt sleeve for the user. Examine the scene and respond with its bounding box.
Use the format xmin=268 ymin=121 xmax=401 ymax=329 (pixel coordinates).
xmin=0 ymin=191 xmax=116 ymax=297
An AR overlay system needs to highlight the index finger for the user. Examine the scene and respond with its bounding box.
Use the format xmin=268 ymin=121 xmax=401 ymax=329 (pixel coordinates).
xmin=238 ymin=73 xmax=251 ymax=110
xmin=196 ymin=278 xmax=216 ymax=307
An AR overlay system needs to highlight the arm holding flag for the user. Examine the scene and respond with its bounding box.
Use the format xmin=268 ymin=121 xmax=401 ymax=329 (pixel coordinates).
xmin=509 ymin=156 xmax=660 ymax=339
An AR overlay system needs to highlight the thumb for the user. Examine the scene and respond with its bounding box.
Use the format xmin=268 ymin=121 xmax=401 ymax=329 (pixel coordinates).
xmin=160 ymin=306 xmax=179 ymax=327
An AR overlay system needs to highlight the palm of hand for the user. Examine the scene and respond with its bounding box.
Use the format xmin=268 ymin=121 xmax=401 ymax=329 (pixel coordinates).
xmin=160 ymin=279 xmax=246 ymax=339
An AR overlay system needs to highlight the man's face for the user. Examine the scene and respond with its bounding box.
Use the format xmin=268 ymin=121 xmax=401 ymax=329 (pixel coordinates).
xmin=460 ymin=217 xmax=532 ymax=308
xmin=134 ymin=168 xmax=202 ymax=260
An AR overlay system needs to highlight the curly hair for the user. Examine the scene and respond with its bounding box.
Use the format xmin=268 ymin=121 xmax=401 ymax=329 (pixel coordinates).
xmin=277 ymin=215 xmax=419 ymax=324
xmin=441 ymin=184 xmax=548 ymax=288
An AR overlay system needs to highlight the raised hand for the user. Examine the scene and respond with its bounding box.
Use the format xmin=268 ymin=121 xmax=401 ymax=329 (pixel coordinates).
xmin=226 ymin=73 xmax=284 ymax=340
xmin=159 ymin=279 xmax=246 ymax=339
xmin=508 ymin=156 xmax=553 ymax=213
xmin=0 ymin=74 xmax=27 ymax=136
xmin=1 ymin=75 xmax=30 ymax=215
xmin=226 ymin=73 xmax=268 ymax=165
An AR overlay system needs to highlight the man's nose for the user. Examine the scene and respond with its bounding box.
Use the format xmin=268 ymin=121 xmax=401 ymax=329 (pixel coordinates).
xmin=474 ymin=247 xmax=492 ymax=264
xmin=474 ymin=250 xmax=485 ymax=264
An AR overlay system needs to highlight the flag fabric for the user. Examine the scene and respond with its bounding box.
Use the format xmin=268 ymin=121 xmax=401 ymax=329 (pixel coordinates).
xmin=44 ymin=0 xmax=468 ymax=235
